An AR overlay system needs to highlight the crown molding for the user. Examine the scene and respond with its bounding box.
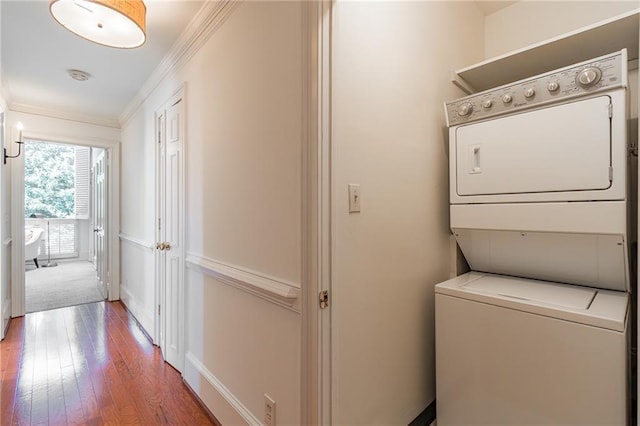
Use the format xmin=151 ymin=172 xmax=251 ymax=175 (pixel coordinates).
xmin=119 ymin=0 xmax=240 ymax=127
xmin=8 ymin=102 xmax=120 ymax=128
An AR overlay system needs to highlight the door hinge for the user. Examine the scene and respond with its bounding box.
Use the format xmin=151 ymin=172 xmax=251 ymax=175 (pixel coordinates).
xmin=609 ymin=166 xmax=613 ymax=181
xmin=158 ymin=218 xmax=161 ymax=231
xmin=609 ymin=103 xmax=613 ymax=118
xmin=319 ymin=290 xmax=329 ymax=309
xmin=158 ymin=304 xmax=161 ymax=316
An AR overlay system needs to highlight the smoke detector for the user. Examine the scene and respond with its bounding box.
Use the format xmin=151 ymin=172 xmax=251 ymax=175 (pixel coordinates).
xmin=68 ymin=69 xmax=91 ymax=81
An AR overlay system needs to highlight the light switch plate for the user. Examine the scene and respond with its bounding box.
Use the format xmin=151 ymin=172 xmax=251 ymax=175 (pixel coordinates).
xmin=348 ymin=184 xmax=360 ymax=213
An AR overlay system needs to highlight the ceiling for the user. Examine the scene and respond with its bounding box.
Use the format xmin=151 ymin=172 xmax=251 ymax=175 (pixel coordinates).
xmin=475 ymin=1 xmax=517 ymax=16
xmin=1 ymin=0 xmax=516 ymax=126
xmin=1 ymin=0 xmax=205 ymax=125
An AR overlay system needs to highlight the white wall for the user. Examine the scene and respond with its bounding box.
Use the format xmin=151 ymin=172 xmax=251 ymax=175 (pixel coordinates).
xmin=485 ymin=1 xmax=638 ymax=58
xmin=6 ymin=111 xmax=120 ymax=144
xmin=330 ymin=1 xmax=484 ymax=423
xmin=119 ymin=104 xmax=156 ymax=333
xmin=120 ymin=2 xmax=304 ymax=423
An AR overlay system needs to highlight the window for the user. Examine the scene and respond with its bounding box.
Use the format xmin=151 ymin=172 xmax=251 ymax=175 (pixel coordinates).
xmin=24 ymin=141 xmax=90 ymax=219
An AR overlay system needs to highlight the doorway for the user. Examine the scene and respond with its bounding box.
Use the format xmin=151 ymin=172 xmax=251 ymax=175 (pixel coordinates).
xmin=23 ymin=140 xmax=107 ymax=313
xmin=10 ymin=123 xmax=120 ymax=319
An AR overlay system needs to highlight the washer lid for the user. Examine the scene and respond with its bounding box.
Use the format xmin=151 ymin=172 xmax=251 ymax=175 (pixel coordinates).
xmin=435 ymin=272 xmax=628 ymax=332
xmin=463 ymin=275 xmax=596 ymax=310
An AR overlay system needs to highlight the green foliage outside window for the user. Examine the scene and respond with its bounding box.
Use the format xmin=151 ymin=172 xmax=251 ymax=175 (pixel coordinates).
xmin=24 ymin=142 xmax=75 ymax=218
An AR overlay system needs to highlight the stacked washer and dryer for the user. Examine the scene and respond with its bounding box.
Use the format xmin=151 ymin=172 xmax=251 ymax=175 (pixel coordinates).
xmin=435 ymin=49 xmax=633 ymax=425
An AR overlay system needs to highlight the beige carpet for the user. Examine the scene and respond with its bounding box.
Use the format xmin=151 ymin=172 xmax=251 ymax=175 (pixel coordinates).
xmin=25 ymin=260 xmax=105 ymax=313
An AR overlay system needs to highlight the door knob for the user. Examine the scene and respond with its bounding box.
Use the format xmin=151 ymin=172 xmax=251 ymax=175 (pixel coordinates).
xmin=156 ymin=242 xmax=171 ymax=251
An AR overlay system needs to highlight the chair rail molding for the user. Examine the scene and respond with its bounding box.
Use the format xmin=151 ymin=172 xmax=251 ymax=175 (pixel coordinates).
xmin=119 ymin=233 xmax=155 ymax=251
xmin=185 ymin=253 xmax=300 ymax=312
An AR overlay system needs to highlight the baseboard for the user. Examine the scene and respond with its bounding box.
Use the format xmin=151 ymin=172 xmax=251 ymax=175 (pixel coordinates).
xmin=184 ymin=352 xmax=261 ymax=426
xmin=409 ymin=399 xmax=436 ymax=426
xmin=182 ymin=378 xmax=223 ymax=426
xmin=1 ymin=297 xmax=11 ymax=339
xmin=118 ymin=300 xmax=154 ymax=345
xmin=119 ymin=285 xmax=155 ymax=343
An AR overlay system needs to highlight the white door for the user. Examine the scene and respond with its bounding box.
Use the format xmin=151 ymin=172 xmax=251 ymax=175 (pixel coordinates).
xmin=454 ymin=96 xmax=612 ymax=196
xmin=93 ymin=150 xmax=108 ymax=298
xmin=156 ymin=92 xmax=184 ymax=371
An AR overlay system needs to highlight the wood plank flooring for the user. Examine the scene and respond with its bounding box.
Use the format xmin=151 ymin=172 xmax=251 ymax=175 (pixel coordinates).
xmin=0 ymin=301 xmax=218 ymax=425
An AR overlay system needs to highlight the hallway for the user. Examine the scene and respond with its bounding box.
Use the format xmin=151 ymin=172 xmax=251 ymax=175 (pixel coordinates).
xmin=0 ymin=302 xmax=217 ymax=425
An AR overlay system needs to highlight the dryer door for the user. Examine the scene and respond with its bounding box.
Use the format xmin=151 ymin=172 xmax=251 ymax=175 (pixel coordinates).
xmin=454 ymin=96 xmax=612 ymax=198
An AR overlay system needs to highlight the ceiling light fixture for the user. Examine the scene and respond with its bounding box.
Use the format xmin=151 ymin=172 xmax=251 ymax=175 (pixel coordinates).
xmin=49 ymin=0 xmax=146 ymax=49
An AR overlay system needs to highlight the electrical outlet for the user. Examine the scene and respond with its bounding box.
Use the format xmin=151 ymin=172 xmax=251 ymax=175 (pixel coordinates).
xmin=264 ymin=394 xmax=276 ymax=426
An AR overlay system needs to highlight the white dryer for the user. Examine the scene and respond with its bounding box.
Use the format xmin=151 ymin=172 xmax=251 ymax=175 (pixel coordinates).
xmin=436 ymin=49 xmax=631 ymax=425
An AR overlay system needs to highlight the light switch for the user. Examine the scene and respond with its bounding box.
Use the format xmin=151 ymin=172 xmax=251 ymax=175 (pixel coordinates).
xmin=348 ymin=184 xmax=360 ymax=213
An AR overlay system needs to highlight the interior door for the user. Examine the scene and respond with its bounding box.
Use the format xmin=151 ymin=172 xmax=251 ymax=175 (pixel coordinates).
xmin=93 ymin=150 xmax=107 ymax=298
xmin=157 ymin=92 xmax=184 ymax=371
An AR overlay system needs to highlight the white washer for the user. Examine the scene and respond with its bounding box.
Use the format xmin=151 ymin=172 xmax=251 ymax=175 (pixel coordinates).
xmin=435 ymin=272 xmax=628 ymax=426
xmin=436 ymin=49 xmax=632 ymax=426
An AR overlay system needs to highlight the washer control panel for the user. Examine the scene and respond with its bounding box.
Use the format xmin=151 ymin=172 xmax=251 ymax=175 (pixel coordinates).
xmin=445 ymin=49 xmax=626 ymax=126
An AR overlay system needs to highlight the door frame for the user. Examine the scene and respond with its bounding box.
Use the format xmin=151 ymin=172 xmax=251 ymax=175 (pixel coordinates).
xmin=154 ymin=85 xmax=186 ymax=370
xmin=10 ymin=129 xmax=120 ymax=317
xmin=0 ymin=108 xmax=8 ymax=339
xmin=301 ymin=1 xmax=332 ymax=425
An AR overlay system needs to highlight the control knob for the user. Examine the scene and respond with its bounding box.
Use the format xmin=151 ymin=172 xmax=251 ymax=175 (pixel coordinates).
xmin=502 ymin=94 xmax=512 ymax=104
xmin=482 ymin=99 xmax=493 ymax=109
xmin=576 ymin=66 xmax=602 ymax=88
xmin=457 ymin=102 xmax=473 ymax=117
xmin=547 ymin=81 xmax=559 ymax=92
xmin=524 ymin=87 xmax=535 ymax=98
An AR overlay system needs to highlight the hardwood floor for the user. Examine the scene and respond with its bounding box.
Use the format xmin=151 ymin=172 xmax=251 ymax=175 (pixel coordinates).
xmin=0 ymin=301 xmax=218 ymax=425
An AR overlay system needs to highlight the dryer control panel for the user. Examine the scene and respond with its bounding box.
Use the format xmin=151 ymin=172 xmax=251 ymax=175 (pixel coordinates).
xmin=445 ymin=49 xmax=627 ymax=126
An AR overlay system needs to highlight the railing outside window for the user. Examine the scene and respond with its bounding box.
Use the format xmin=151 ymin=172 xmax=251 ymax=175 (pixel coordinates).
xmin=25 ymin=218 xmax=78 ymax=259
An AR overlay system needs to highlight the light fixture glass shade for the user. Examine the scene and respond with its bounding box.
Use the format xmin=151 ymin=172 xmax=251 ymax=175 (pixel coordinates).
xmin=50 ymin=0 xmax=146 ymax=49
